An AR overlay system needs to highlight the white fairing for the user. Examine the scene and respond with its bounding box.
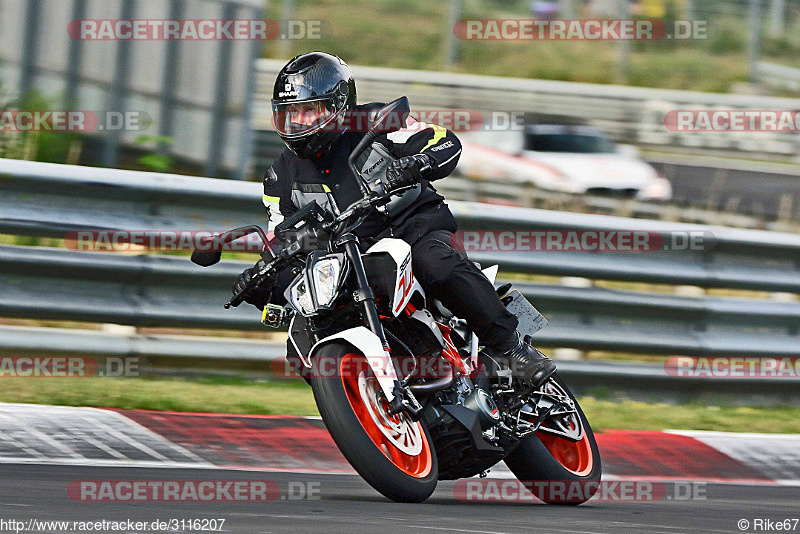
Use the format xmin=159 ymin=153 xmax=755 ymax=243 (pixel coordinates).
xmin=365 ymin=238 xmax=425 ymax=316
xmin=482 ymin=264 xmax=498 ymax=284
xmin=308 ymin=326 xmax=398 ymax=401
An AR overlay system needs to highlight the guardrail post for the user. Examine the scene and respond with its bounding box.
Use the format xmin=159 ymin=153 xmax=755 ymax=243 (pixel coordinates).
xmin=233 ymin=4 xmax=266 ymax=181
xmin=205 ymin=1 xmax=236 ymax=178
xmin=443 ymin=0 xmax=460 ymax=70
xmin=769 ymin=0 xmax=785 ymax=36
xmin=158 ymin=0 xmax=184 ymax=158
xmin=102 ymin=0 xmax=136 ymax=168
xmin=19 ymin=0 xmax=41 ymax=97
xmin=749 ymin=0 xmax=762 ymax=84
xmin=64 ymin=0 xmax=86 ymax=109
xmin=617 ymin=0 xmax=630 ymax=83
xmin=277 ymin=0 xmax=295 ymax=58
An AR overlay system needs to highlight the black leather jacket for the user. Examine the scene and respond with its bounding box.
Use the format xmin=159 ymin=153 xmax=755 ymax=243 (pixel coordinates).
xmin=262 ymin=102 xmax=463 ymax=241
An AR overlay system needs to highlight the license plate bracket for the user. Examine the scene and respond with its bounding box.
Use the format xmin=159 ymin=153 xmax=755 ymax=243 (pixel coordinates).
xmin=499 ymin=288 xmax=548 ymax=339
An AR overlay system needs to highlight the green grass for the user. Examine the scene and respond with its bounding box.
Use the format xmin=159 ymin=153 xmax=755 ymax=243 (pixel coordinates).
xmin=0 ymin=376 xmax=318 ymax=416
xmin=580 ymin=397 xmax=800 ymax=434
xmin=264 ymin=0 xmax=800 ymax=94
xmin=0 ymin=375 xmax=797 ymax=433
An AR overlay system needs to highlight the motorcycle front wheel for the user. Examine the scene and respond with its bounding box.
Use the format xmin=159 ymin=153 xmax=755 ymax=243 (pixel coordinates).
xmin=503 ymin=372 xmax=602 ymax=505
xmin=310 ymin=342 xmax=439 ymax=503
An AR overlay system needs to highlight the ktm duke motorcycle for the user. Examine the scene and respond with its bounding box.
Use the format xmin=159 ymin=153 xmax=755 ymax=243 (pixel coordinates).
xmin=192 ymin=98 xmax=601 ymax=503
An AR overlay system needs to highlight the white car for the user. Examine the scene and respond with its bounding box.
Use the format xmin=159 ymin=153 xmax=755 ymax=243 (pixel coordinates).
xmin=456 ymin=123 xmax=672 ymax=201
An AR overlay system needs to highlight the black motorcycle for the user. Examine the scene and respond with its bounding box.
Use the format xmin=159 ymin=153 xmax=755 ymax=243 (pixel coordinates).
xmin=192 ymin=98 xmax=601 ymax=503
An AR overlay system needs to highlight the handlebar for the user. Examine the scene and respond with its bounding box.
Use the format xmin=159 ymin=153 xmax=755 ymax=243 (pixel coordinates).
xmin=225 ymin=249 xmax=284 ymax=309
xmin=225 ymin=97 xmax=413 ymax=309
xmin=200 ymin=225 xmax=273 ymax=251
xmin=225 ymin=188 xmax=412 ymax=309
xmin=274 ymin=200 xmax=331 ymax=235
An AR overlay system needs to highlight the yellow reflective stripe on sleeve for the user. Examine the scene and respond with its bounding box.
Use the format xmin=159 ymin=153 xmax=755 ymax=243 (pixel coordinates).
xmin=263 ymin=194 xmax=280 ymax=204
xmin=420 ymin=124 xmax=447 ymax=152
xmin=262 ymin=306 xmax=269 ymax=322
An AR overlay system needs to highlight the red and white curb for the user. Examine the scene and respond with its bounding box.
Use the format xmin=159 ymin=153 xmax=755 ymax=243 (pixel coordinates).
xmin=0 ymin=403 xmax=211 ymax=469
xmin=669 ymin=430 xmax=800 ymax=485
xmin=0 ymin=402 xmax=797 ymax=485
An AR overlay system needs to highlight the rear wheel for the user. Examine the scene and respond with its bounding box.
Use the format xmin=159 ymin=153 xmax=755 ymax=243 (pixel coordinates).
xmin=310 ymin=343 xmax=438 ymax=502
xmin=504 ymin=373 xmax=601 ymax=505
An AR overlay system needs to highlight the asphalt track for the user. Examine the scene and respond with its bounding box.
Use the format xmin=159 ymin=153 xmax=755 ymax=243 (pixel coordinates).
xmin=1 ymin=465 xmax=798 ymax=534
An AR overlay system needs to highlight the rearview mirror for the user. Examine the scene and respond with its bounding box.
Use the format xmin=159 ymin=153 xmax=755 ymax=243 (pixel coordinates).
xmin=369 ymin=96 xmax=409 ymax=135
xmin=191 ymin=249 xmax=222 ymax=267
xmin=190 ymin=225 xmax=272 ymax=268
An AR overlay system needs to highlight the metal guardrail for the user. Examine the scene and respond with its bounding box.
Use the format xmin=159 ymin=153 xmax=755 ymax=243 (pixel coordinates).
xmin=254 ymin=59 xmax=800 ymax=159
xmin=0 ymin=0 xmax=264 ymax=177
xmin=4 ymin=158 xmax=800 ymax=292
xmin=251 ymin=128 xmax=800 ymax=226
xmin=0 ymin=158 xmax=799 ymax=398
xmin=0 ymin=323 xmax=796 ymax=404
xmin=759 ymin=62 xmax=800 ymax=92
xmin=432 ymin=175 xmax=773 ymax=230
xmin=0 ymin=158 xmax=265 ymax=238
xmin=2 ymin=243 xmax=798 ymax=357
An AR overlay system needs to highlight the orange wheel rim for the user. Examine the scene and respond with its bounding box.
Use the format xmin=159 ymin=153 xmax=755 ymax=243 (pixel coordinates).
xmin=340 ymin=353 xmax=433 ymax=478
xmin=537 ymin=431 xmax=594 ymax=476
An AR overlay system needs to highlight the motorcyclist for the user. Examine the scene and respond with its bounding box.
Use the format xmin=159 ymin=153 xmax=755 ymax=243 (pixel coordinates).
xmin=234 ymin=52 xmax=555 ymax=388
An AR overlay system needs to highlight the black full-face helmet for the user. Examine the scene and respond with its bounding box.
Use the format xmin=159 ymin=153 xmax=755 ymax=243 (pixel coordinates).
xmin=271 ymin=52 xmax=357 ymax=159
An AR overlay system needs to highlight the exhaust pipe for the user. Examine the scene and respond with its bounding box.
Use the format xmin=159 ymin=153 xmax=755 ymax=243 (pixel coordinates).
xmin=408 ymin=365 xmax=454 ymax=395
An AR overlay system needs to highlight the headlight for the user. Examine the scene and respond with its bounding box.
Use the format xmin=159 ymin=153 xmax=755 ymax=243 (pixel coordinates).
xmin=637 ymin=176 xmax=673 ymax=201
xmin=312 ymin=257 xmax=341 ymax=307
xmin=290 ymin=278 xmax=315 ymax=315
xmin=286 ymin=255 xmax=344 ymax=316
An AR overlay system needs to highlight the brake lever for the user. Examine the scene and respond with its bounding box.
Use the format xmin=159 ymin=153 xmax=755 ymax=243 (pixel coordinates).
xmin=225 ymin=290 xmax=246 ymax=309
xmin=223 ymin=251 xmax=285 ymax=309
xmin=224 ymin=270 xmax=272 ymax=309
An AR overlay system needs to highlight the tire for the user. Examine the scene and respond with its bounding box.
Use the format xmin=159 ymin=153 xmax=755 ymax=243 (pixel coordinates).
xmin=310 ymin=342 xmax=438 ymax=503
xmin=503 ymin=373 xmax=601 ymax=505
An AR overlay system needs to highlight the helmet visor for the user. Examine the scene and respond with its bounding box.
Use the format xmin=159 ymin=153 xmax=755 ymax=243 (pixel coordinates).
xmin=272 ymin=98 xmax=337 ymax=137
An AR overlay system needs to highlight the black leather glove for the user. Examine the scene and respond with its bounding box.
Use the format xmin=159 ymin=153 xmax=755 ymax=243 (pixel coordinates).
xmin=232 ymin=259 xmax=274 ymax=309
xmin=384 ymin=153 xmax=435 ymax=193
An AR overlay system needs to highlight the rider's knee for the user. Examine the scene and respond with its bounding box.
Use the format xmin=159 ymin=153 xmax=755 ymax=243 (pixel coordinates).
xmin=411 ymin=238 xmax=463 ymax=288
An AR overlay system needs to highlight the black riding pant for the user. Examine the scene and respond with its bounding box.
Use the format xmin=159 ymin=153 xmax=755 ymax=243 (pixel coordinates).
xmin=284 ymin=201 xmax=519 ymax=368
xmin=406 ymin=229 xmax=518 ymax=350
xmin=389 ymin=201 xmax=519 ymax=351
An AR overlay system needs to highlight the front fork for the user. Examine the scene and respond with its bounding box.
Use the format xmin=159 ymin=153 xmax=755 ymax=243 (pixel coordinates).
xmin=339 ymin=233 xmax=423 ymax=420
